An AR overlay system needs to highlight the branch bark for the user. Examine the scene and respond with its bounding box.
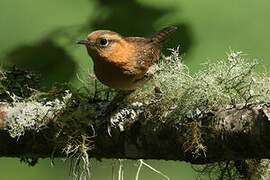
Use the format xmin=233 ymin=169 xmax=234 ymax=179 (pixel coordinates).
xmin=1 ymin=97 xmax=270 ymax=164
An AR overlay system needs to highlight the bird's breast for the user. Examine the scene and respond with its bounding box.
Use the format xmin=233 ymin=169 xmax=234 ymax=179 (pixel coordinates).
xmin=93 ymin=60 xmax=148 ymax=91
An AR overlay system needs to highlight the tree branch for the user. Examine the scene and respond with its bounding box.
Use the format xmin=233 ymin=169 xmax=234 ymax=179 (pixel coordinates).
xmin=1 ymin=98 xmax=270 ymax=164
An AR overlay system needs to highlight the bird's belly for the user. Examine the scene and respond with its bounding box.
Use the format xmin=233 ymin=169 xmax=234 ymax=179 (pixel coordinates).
xmin=94 ymin=64 xmax=148 ymax=91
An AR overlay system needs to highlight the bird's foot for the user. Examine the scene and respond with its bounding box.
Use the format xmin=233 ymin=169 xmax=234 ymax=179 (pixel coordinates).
xmin=154 ymin=85 xmax=162 ymax=94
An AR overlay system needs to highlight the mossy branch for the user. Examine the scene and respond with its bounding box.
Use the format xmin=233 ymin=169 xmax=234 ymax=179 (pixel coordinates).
xmin=1 ymin=48 xmax=270 ymax=179
xmin=0 ymin=99 xmax=270 ymax=163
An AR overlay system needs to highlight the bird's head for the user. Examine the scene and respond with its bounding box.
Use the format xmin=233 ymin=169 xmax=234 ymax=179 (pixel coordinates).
xmin=76 ymin=30 xmax=128 ymax=63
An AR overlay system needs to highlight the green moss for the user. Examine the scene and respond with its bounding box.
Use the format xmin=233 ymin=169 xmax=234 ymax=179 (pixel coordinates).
xmin=130 ymin=48 xmax=270 ymax=122
xmin=0 ymin=68 xmax=40 ymax=102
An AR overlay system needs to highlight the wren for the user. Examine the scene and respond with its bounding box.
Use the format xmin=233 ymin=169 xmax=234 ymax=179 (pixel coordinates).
xmin=76 ymin=26 xmax=177 ymax=91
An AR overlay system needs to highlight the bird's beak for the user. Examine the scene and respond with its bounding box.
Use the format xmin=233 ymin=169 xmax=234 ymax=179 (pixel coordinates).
xmin=76 ymin=39 xmax=90 ymax=45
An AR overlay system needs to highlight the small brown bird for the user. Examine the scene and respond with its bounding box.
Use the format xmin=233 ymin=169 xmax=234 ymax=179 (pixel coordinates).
xmin=76 ymin=26 xmax=177 ymax=91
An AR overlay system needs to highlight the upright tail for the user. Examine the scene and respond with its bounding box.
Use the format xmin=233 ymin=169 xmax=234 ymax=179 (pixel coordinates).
xmin=150 ymin=26 xmax=177 ymax=44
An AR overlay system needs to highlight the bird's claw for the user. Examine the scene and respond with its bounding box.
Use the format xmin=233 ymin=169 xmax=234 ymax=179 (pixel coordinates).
xmin=154 ymin=86 xmax=162 ymax=94
xmin=107 ymin=124 xmax=112 ymax=137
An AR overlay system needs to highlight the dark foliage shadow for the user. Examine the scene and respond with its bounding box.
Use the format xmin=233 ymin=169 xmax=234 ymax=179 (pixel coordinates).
xmin=84 ymin=0 xmax=193 ymax=56
xmin=3 ymin=39 xmax=76 ymax=90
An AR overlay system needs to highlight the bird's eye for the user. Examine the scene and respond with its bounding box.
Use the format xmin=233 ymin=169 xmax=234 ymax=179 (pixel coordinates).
xmin=99 ymin=38 xmax=108 ymax=46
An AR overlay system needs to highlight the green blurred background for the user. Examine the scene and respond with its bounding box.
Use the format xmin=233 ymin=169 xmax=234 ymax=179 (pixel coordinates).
xmin=0 ymin=0 xmax=269 ymax=179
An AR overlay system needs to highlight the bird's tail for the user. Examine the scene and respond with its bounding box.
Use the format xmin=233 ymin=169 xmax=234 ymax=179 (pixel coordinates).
xmin=150 ymin=26 xmax=177 ymax=44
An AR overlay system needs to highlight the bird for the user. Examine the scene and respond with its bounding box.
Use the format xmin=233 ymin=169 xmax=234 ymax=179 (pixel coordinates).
xmin=76 ymin=26 xmax=177 ymax=92
xmin=76 ymin=26 xmax=177 ymax=136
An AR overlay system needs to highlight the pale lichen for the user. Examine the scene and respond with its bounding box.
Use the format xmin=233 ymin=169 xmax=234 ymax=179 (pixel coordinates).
xmin=131 ymin=47 xmax=270 ymax=123
xmin=110 ymin=102 xmax=144 ymax=131
xmin=3 ymin=90 xmax=72 ymax=138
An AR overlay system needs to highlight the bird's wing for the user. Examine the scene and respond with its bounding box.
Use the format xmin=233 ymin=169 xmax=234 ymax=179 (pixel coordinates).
xmin=126 ymin=37 xmax=161 ymax=73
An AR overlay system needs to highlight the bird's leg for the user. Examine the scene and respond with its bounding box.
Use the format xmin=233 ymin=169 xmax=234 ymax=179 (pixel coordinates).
xmin=105 ymin=90 xmax=133 ymax=136
xmin=105 ymin=89 xmax=111 ymax=101
xmin=152 ymin=77 xmax=162 ymax=94
xmin=145 ymin=68 xmax=161 ymax=94
xmin=92 ymin=80 xmax=112 ymax=102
